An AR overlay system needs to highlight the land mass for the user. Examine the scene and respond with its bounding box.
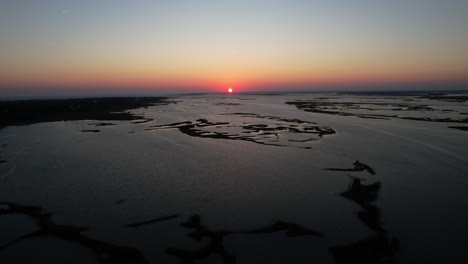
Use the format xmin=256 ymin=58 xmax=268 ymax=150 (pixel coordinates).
xmin=0 ymin=97 xmax=173 ymax=128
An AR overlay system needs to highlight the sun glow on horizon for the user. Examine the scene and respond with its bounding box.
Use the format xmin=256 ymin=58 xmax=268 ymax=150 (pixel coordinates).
xmin=1 ymin=1 xmax=467 ymax=96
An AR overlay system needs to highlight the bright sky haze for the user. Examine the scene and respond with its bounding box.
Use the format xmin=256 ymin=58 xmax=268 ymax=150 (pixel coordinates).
xmin=1 ymin=0 xmax=467 ymax=95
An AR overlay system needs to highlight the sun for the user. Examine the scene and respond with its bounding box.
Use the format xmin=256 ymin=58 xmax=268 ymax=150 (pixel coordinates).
xmin=228 ymin=87 xmax=233 ymax=93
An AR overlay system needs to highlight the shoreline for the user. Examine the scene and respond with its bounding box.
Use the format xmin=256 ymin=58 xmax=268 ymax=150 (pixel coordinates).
xmin=0 ymin=97 xmax=173 ymax=128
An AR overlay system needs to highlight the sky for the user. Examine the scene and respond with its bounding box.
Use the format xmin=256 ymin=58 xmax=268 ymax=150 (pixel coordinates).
xmin=1 ymin=0 xmax=467 ymax=95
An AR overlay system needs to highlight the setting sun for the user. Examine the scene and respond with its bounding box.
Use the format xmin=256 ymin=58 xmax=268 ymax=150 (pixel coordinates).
xmin=228 ymin=88 xmax=233 ymax=93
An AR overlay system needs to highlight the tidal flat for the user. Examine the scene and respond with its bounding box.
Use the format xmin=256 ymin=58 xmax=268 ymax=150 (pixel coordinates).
xmin=0 ymin=92 xmax=467 ymax=263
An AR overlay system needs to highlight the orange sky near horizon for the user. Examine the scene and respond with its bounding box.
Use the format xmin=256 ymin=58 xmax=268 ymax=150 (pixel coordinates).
xmin=1 ymin=1 xmax=467 ymax=95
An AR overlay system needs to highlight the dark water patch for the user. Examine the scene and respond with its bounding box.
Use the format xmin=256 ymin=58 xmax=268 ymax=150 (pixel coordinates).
xmin=115 ymin=199 xmax=127 ymax=205
xmin=81 ymin=130 xmax=100 ymax=133
xmin=448 ymin=126 xmax=468 ymax=131
xmin=0 ymin=202 xmax=149 ymax=264
xmin=325 ymin=161 xmax=376 ymax=175
xmin=125 ymin=214 xmax=179 ymax=228
xmin=0 ymin=97 xmax=173 ymax=128
xmin=331 ymin=234 xmax=399 ymax=264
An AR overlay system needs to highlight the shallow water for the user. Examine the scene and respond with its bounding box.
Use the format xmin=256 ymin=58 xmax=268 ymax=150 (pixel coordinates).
xmin=1 ymin=93 xmax=467 ymax=263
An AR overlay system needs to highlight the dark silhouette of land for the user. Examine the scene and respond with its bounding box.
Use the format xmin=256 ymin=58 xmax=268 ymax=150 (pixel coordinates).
xmin=147 ymin=116 xmax=335 ymax=148
xmin=331 ymin=177 xmax=399 ymax=263
xmin=0 ymin=202 xmax=149 ymax=264
xmin=125 ymin=214 xmax=180 ymax=228
xmin=0 ymin=97 xmax=172 ymax=128
xmin=325 ymin=161 xmax=376 ymax=175
xmin=287 ymin=100 xmax=468 ymax=123
xmin=449 ymin=126 xmax=468 ymax=131
xmin=167 ymin=214 xmax=324 ymax=263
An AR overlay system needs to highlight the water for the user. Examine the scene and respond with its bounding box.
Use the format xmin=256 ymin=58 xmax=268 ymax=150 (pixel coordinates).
xmin=1 ymin=93 xmax=467 ymax=263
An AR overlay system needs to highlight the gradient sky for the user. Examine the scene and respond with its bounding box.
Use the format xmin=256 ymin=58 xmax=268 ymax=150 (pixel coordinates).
xmin=1 ymin=0 xmax=467 ymax=95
